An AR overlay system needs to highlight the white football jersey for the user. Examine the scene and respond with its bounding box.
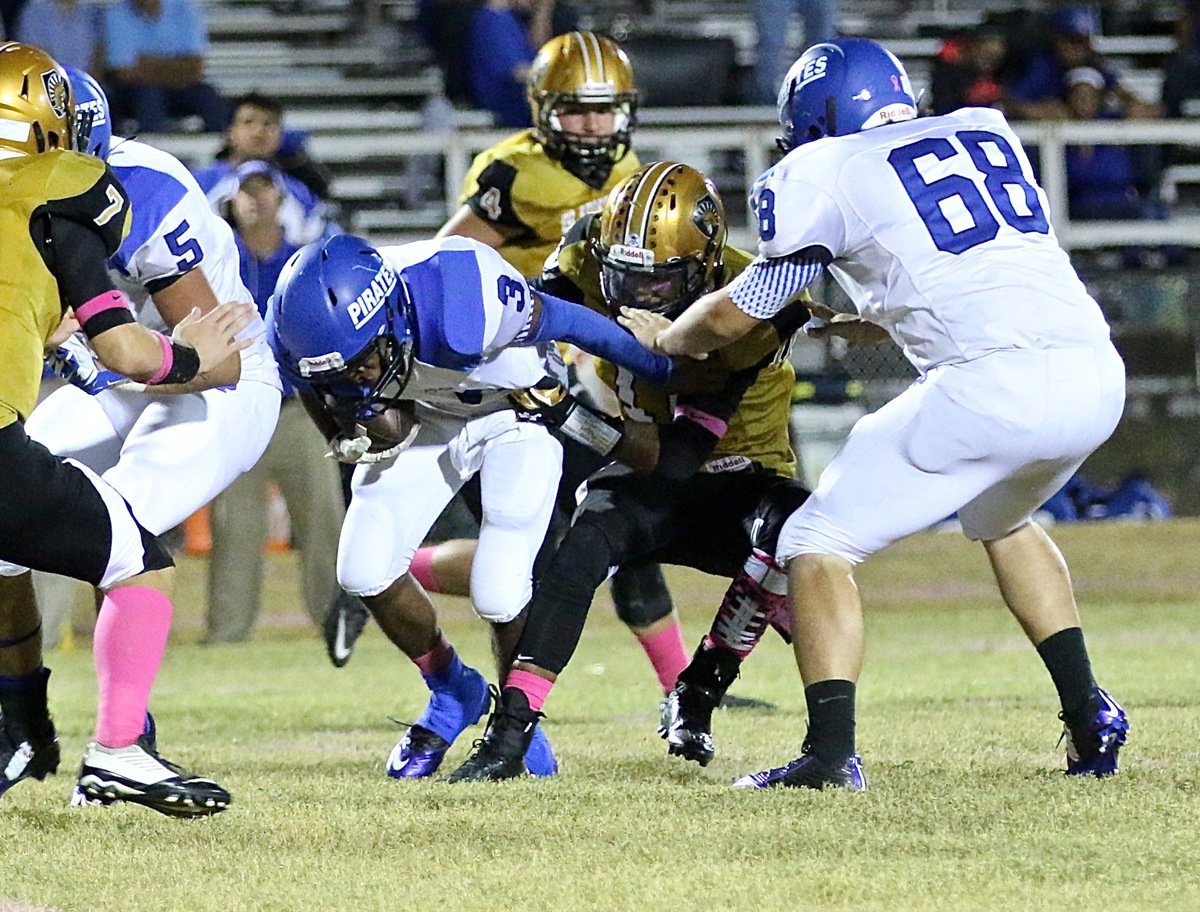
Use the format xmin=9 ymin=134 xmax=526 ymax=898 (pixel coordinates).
xmin=752 ymin=107 xmax=1111 ymax=373
xmin=107 ymin=138 xmax=281 ymax=390
xmin=377 ymin=236 xmax=554 ymax=417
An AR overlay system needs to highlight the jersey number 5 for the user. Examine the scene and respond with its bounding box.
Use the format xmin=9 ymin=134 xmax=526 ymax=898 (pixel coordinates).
xmin=165 ymin=220 xmax=204 ymax=271
xmin=887 ymin=129 xmax=1049 ymax=255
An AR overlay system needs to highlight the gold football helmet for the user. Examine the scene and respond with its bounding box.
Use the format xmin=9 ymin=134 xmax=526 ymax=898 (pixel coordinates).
xmin=0 ymin=42 xmax=75 ymax=160
xmin=595 ymin=161 xmax=727 ymax=318
xmin=528 ymin=31 xmax=637 ymax=187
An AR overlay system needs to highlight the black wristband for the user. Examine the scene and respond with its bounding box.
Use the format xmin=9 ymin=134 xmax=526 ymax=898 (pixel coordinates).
xmin=152 ymin=342 xmax=201 ymax=386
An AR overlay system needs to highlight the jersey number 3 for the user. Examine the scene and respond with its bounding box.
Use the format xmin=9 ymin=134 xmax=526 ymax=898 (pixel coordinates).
xmin=887 ymin=129 xmax=1048 ymax=255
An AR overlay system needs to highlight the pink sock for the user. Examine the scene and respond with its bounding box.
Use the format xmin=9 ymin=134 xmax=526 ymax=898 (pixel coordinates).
xmin=506 ymin=669 xmax=553 ymax=711
xmin=409 ymin=547 xmax=441 ymax=593
xmin=412 ymin=634 xmax=454 ymax=677
xmin=638 ymin=620 xmax=690 ymax=693
xmin=93 ymin=587 xmax=173 ymax=748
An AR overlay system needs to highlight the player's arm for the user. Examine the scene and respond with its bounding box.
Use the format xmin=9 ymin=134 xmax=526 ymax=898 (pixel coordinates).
xmin=622 ymin=248 xmax=830 ymax=358
xmin=519 ymin=290 xmax=674 ymax=387
xmin=437 ymin=159 xmax=529 ymax=248
xmin=46 ymin=217 xmax=252 ymax=386
xmin=144 ymin=270 xmax=243 ymax=392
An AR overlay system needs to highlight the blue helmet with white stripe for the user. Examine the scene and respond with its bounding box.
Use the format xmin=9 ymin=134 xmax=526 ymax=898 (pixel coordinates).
xmin=268 ymin=234 xmax=415 ymax=414
xmin=777 ymin=38 xmax=917 ymax=152
xmin=63 ymin=66 xmax=111 ymax=159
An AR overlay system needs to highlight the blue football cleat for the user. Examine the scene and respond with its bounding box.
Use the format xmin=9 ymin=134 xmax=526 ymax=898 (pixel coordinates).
xmin=386 ymin=658 xmax=489 ymax=780
xmin=733 ymin=750 xmax=867 ymax=791
xmin=1063 ymin=687 xmax=1129 ymax=778
xmin=524 ymin=724 xmax=557 ymax=777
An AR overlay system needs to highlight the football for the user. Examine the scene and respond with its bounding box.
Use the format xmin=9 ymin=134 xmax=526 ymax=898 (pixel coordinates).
xmin=335 ymin=401 xmax=419 ymax=452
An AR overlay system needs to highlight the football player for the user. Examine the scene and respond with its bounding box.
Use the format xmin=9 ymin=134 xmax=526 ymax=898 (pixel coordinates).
xmin=0 ymin=43 xmax=252 ymax=814
xmin=268 ymin=232 xmax=682 ymax=779
xmin=621 ymin=38 xmax=1129 ymax=789
xmin=2 ymin=67 xmax=284 ymax=810
xmin=429 ymin=31 xmax=695 ymax=700
xmin=446 ymin=162 xmax=813 ymax=782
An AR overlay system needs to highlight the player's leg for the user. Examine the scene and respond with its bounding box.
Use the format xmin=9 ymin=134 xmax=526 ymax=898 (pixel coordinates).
xmin=449 ymin=463 xmax=678 ymax=782
xmin=661 ymin=475 xmax=810 ymax=765
xmin=739 ymin=368 xmax=1023 ymax=791
xmin=336 ymin=411 xmax=490 ymax=778
xmin=204 ymin=456 xmax=270 ymax=644
xmin=610 ymin=562 xmax=689 ymax=697
xmin=0 ymin=421 xmax=228 ymax=814
xmin=961 ymin=346 xmax=1128 ymax=777
xmin=0 ymin=572 xmax=58 ymax=798
xmin=464 ymin=419 xmax=564 ymax=778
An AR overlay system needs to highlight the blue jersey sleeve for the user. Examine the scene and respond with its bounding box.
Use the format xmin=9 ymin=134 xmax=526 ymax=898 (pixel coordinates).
xmin=521 ymin=292 xmax=673 ymax=387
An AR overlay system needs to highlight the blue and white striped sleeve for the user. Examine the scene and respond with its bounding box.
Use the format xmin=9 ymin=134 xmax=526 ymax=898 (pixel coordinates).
xmin=726 ymin=250 xmax=829 ymax=319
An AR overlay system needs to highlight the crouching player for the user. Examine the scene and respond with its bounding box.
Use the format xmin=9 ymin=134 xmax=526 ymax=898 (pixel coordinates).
xmin=268 ymin=233 xmax=684 ymax=778
xmin=448 ymin=162 xmax=813 ymax=781
xmin=0 ymin=43 xmax=253 ymax=815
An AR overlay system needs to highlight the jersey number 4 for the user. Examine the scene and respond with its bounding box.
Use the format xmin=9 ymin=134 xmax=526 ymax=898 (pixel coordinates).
xmin=887 ymin=129 xmax=1049 ymax=255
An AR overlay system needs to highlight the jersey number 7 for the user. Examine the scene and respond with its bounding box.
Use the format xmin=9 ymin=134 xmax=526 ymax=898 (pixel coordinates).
xmin=887 ymin=129 xmax=1049 ymax=255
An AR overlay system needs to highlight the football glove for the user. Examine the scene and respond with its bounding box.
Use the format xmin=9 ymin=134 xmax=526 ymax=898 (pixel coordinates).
xmin=46 ymin=333 xmax=125 ymax=395
xmin=510 ymin=386 xmax=623 ymax=457
xmin=326 ymin=427 xmax=412 ymax=464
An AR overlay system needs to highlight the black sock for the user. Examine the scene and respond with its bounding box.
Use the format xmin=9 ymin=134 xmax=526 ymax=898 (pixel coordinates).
xmin=1036 ymin=627 xmax=1096 ymax=721
xmin=804 ymin=679 xmax=856 ymax=765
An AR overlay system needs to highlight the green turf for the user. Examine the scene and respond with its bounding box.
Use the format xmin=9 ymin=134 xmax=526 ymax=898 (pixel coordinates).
xmin=2 ymin=521 xmax=1198 ymax=912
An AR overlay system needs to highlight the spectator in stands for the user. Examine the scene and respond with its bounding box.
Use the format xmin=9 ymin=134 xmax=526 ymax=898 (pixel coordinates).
xmin=1006 ymin=4 xmax=1160 ymax=121
xmin=931 ymin=24 xmax=1008 ymax=115
xmin=752 ymin=0 xmax=839 ymax=104
xmin=465 ymin=0 xmax=556 ymax=127
xmin=193 ymin=92 xmax=335 ymax=245
xmin=1163 ymin=0 xmax=1200 ymax=119
xmin=0 ymin=0 xmax=26 ymax=39
xmin=14 ymin=0 xmax=103 ymax=72
xmin=102 ymin=0 xmax=226 ymax=133
xmin=204 ymin=160 xmax=347 ymax=645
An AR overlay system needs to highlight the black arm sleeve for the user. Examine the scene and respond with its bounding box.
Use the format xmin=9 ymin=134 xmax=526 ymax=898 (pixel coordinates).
xmin=42 ymin=217 xmax=135 ymax=337
xmin=651 ymin=363 xmax=762 ymax=483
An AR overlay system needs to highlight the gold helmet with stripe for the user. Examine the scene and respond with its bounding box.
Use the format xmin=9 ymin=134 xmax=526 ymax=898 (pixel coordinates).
xmin=528 ymin=31 xmax=637 ymax=188
xmin=0 ymin=42 xmax=75 ymax=160
xmin=595 ymin=162 xmax=727 ymax=318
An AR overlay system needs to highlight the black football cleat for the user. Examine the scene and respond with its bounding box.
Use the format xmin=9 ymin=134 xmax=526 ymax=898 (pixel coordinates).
xmin=446 ymin=687 xmax=541 ymax=783
xmin=1062 ymin=686 xmax=1129 ymax=778
xmin=72 ymin=741 xmax=231 ymax=818
xmin=659 ymin=643 xmax=742 ymax=766
xmin=733 ymin=747 xmax=867 ymax=791
xmin=324 ymin=589 xmax=370 ymax=668
xmin=0 ymin=667 xmax=60 ymax=799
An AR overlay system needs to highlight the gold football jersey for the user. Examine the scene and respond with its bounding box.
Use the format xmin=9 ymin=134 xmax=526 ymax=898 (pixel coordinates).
xmin=0 ymin=150 xmax=129 ymax=427
xmin=551 ymin=215 xmax=803 ymax=476
xmin=460 ymin=130 xmax=641 ymax=279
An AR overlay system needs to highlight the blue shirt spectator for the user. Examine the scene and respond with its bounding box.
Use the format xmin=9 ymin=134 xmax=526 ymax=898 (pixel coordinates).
xmin=467 ymin=4 xmax=537 ymax=127
xmin=103 ymin=0 xmax=226 ymax=132
xmin=15 ymin=0 xmax=103 ymax=72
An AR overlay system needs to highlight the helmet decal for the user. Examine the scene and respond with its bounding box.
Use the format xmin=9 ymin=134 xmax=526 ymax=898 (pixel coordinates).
xmin=41 ymin=69 xmax=68 ymax=118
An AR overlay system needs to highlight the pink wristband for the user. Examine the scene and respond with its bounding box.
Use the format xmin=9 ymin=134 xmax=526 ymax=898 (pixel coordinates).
xmin=145 ymin=332 xmax=175 ymax=385
xmin=75 ymin=290 xmax=132 ymax=328
xmin=674 ymin=404 xmax=728 ymax=438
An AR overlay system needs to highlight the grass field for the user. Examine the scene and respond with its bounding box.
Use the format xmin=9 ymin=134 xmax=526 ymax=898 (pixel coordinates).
xmin=1 ymin=520 xmax=1198 ymax=912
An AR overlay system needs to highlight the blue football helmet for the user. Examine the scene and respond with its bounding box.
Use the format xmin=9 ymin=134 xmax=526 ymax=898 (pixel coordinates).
xmin=63 ymin=66 xmax=111 ymax=159
xmin=776 ymin=37 xmax=917 ymax=152
xmin=268 ymin=235 xmax=416 ymax=418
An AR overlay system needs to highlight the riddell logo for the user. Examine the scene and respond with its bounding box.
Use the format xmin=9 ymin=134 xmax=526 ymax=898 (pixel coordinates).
xmin=347 ymin=263 xmax=397 ymax=329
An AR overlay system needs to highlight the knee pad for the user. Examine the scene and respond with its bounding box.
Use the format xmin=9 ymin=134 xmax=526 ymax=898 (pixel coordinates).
xmin=471 ymin=580 xmax=530 ymax=625
xmin=749 ymin=479 xmax=812 ymax=555
xmin=610 ymin=562 xmax=674 ymax=628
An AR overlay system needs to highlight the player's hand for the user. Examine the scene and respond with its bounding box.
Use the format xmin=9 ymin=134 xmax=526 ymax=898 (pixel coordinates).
xmin=46 ymin=333 xmax=126 ymax=396
xmin=45 ymin=312 xmax=81 ymax=350
xmin=663 ymin=356 xmax=727 ymax=395
xmin=172 ymin=303 xmax=256 ymax=372
xmin=618 ymin=307 xmax=672 ymax=353
xmin=804 ymin=303 xmax=890 ymax=347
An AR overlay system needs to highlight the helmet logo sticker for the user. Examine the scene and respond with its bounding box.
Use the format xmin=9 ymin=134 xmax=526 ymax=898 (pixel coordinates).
xmin=298 ymin=351 xmax=347 ymax=377
xmin=347 ymin=261 xmax=397 ymax=330
xmin=693 ymin=195 xmax=720 ymax=239
xmin=41 ymin=69 xmax=69 ymax=118
xmin=891 ymin=74 xmax=902 ymax=92
xmin=608 ymin=244 xmax=654 ymax=268
xmin=852 ymin=89 xmax=872 ymax=101
xmin=796 ymin=55 xmax=829 ymax=90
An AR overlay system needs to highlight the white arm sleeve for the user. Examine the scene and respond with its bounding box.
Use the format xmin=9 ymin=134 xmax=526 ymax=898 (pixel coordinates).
xmin=726 ymin=250 xmax=829 ymax=319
